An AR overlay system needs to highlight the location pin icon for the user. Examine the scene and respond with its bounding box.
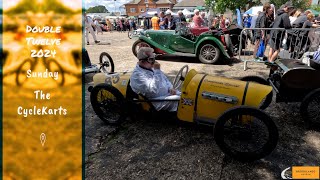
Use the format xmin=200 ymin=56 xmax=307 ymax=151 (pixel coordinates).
xmin=40 ymin=133 xmax=46 ymax=147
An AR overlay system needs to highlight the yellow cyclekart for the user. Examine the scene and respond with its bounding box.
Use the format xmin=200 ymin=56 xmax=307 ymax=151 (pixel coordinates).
xmin=88 ymin=65 xmax=278 ymax=162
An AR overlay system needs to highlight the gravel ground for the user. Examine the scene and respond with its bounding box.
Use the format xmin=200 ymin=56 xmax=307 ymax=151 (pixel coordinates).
xmin=85 ymin=32 xmax=320 ymax=180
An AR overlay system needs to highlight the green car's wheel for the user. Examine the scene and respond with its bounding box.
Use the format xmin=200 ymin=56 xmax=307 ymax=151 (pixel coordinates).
xmin=198 ymin=43 xmax=221 ymax=64
xmin=99 ymin=52 xmax=114 ymax=73
xmin=240 ymin=76 xmax=273 ymax=110
xmin=90 ymin=84 xmax=127 ymax=125
xmin=132 ymin=40 xmax=151 ymax=57
xmin=214 ymin=106 xmax=278 ymax=162
xmin=300 ymin=88 xmax=320 ymax=125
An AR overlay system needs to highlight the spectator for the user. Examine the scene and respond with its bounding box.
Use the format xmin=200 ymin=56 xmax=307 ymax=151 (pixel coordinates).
xmin=106 ymin=19 xmax=113 ymax=32
xmin=166 ymin=12 xmax=176 ymax=30
xmin=243 ymin=14 xmax=252 ymax=28
xmin=84 ymin=13 xmax=100 ymax=45
xmin=286 ymin=9 xmax=309 ymax=52
xmin=141 ymin=17 xmax=148 ymax=30
xmin=193 ymin=9 xmax=203 ymax=27
xmin=211 ymin=17 xmax=219 ymax=29
xmin=219 ymin=14 xmax=226 ymax=28
xmin=94 ymin=18 xmax=103 ymax=35
xmin=121 ymin=18 xmax=125 ymax=31
xmin=176 ymin=10 xmax=186 ymax=23
xmin=268 ymin=1 xmax=293 ymax=62
xmin=151 ymin=13 xmax=160 ymax=30
xmin=253 ymin=3 xmax=273 ymax=57
xmin=298 ymin=13 xmax=320 ymax=53
xmin=201 ymin=12 xmax=208 ymax=26
xmin=289 ymin=9 xmax=300 ymax=25
xmin=159 ymin=11 xmax=168 ymax=30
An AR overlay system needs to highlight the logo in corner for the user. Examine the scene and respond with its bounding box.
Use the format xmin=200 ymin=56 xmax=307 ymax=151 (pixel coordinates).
xmin=281 ymin=167 xmax=292 ymax=179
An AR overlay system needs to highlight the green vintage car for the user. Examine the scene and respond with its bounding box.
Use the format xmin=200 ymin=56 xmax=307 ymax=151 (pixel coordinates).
xmin=132 ymin=24 xmax=244 ymax=64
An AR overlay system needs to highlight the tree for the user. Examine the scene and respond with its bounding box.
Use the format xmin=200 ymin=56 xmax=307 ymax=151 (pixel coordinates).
xmin=309 ymin=5 xmax=320 ymax=12
xmin=86 ymin=5 xmax=109 ymax=13
xmin=269 ymin=0 xmax=308 ymax=10
xmin=205 ymin=0 xmax=259 ymax=14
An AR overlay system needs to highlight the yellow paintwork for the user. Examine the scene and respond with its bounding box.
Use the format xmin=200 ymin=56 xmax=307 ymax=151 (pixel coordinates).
xmin=177 ymin=71 xmax=272 ymax=123
xmin=177 ymin=73 xmax=204 ymax=122
xmin=93 ymin=70 xmax=272 ymax=123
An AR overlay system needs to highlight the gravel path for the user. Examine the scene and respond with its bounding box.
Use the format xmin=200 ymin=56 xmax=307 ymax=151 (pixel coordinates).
xmin=85 ymin=32 xmax=320 ymax=180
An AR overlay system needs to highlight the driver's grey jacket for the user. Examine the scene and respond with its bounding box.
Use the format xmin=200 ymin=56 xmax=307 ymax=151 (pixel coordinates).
xmin=130 ymin=64 xmax=179 ymax=111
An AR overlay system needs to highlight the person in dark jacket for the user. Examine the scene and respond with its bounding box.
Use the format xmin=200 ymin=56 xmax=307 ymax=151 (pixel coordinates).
xmin=268 ymin=1 xmax=293 ymax=62
xmin=253 ymin=3 xmax=273 ymax=57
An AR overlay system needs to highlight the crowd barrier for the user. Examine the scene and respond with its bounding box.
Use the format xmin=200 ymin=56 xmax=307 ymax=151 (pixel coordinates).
xmin=238 ymin=27 xmax=320 ymax=70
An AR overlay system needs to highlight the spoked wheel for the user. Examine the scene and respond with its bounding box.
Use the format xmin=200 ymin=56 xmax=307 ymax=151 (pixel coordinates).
xmin=198 ymin=44 xmax=220 ymax=64
xmin=132 ymin=40 xmax=151 ymax=57
xmin=300 ymin=88 xmax=320 ymax=125
xmin=240 ymin=76 xmax=273 ymax=110
xmin=214 ymin=106 xmax=278 ymax=162
xmin=99 ymin=52 xmax=115 ymax=73
xmin=16 ymin=59 xmax=34 ymax=86
xmin=45 ymin=59 xmax=65 ymax=86
xmin=173 ymin=65 xmax=189 ymax=89
xmin=90 ymin=84 xmax=126 ymax=125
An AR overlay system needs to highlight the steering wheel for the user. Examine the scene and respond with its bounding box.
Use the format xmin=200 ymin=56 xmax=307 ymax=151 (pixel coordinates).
xmin=173 ymin=65 xmax=189 ymax=89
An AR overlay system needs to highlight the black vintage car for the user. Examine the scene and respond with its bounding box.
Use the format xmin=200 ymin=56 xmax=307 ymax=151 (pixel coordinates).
xmin=267 ymin=58 xmax=320 ymax=125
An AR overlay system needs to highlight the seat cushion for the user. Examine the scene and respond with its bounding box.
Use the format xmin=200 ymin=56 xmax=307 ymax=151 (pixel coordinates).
xmin=190 ymin=27 xmax=209 ymax=36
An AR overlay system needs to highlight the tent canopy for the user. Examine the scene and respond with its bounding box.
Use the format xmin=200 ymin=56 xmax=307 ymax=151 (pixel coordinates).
xmin=182 ymin=8 xmax=192 ymax=15
xmin=244 ymin=6 xmax=263 ymax=16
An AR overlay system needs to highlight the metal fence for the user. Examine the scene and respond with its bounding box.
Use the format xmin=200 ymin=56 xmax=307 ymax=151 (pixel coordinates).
xmin=238 ymin=27 xmax=320 ymax=70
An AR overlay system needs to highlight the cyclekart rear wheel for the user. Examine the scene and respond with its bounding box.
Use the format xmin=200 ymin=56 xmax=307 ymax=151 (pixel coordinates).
xmin=214 ymin=106 xmax=278 ymax=162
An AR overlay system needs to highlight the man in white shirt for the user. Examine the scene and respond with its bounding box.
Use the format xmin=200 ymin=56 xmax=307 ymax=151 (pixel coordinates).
xmin=130 ymin=47 xmax=180 ymax=112
xmin=84 ymin=12 xmax=100 ymax=45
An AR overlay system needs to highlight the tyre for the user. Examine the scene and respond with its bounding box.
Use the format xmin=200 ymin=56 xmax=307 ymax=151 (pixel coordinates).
xmin=45 ymin=59 xmax=65 ymax=86
xmin=240 ymin=76 xmax=273 ymax=110
xmin=132 ymin=40 xmax=151 ymax=57
xmin=225 ymin=34 xmax=234 ymax=57
xmin=90 ymin=84 xmax=126 ymax=125
xmin=198 ymin=43 xmax=221 ymax=64
xmin=300 ymin=88 xmax=320 ymax=125
xmin=99 ymin=52 xmax=114 ymax=73
xmin=16 ymin=59 xmax=34 ymax=86
xmin=214 ymin=106 xmax=278 ymax=162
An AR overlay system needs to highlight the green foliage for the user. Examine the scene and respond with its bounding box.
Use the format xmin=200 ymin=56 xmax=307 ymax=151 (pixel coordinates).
xmin=309 ymin=5 xmax=320 ymax=12
xmin=269 ymin=0 xmax=308 ymax=10
xmin=205 ymin=0 xmax=260 ymax=13
xmin=86 ymin=5 xmax=109 ymax=13
xmin=5 ymin=0 xmax=74 ymax=14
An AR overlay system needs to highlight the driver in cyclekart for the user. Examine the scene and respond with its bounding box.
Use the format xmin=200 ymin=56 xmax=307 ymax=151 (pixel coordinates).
xmin=130 ymin=47 xmax=181 ymax=112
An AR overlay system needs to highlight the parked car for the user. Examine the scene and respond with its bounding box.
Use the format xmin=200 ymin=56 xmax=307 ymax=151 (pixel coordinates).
xmin=88 ymin=65 xmax=278 ymax=162
xmin=132 ymin=23 xmax=246 ymax=64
